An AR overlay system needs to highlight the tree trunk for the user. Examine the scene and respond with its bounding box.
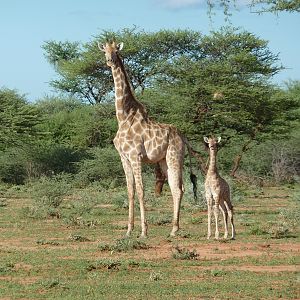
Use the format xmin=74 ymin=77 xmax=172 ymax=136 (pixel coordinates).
xmin=230 ymin=139 xmax=253 ymax=177
xmin=190 ymin=149 xmax=208 ymax=176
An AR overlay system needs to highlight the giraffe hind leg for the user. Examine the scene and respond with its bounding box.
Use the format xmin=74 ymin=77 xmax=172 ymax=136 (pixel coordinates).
xmin=219 ymin=201 xmax=229 ymax=239
xmin=131 ymin=159 xmax=148 ymax=238
xmin=224 ymin=201 xmax=235 ymax=239
xmin=165 ymin=159 xmax=183 ymax=237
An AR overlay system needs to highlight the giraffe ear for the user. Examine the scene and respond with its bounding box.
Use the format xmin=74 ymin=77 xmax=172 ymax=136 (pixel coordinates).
xmin=203 ymin=137 xmax=209 ymax=143
xmin=97 ymin=42 xmax=106 ymax=52
xmin=217 ymin=137 xmax=221 ymax=143
xmin=117 ymin=42 xmax=124 ymax=51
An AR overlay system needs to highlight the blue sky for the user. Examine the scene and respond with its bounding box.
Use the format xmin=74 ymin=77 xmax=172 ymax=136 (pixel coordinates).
xmin=1 ymin=0 xmax=300 ymax=101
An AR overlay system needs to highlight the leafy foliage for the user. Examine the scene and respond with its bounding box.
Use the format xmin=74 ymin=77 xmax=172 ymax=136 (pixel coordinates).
xmin=1 ymin=28 xmax=299 ymax=186
xmin=42 ymin=28 xmax=202 ymax=104
xmin=75 ymin=147 xmax=124 ymax=187
xmin=0 ymin=88 xmax=41 ymax=150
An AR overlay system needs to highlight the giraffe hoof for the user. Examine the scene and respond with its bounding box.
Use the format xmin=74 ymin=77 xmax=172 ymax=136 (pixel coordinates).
xmin=170 ymin=226 xmax=179 ymax=237
xmin=139 ymin=234 xmax=148 ymax=239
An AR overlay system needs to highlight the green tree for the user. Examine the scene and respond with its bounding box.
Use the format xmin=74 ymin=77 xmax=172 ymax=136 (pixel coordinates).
xmin=249 ymin=0 xmax=300 ymax=13
xmin=42 ymin=28 xmax=202 ymax=104
xmin=35 ymin=96 xmax=116 ymax=149
xmin=0 ymin=88 xmax=41 ymax=151
xmin=150 ymin=28 xmax=298 ymax=176
xmin=206 ymin=0 xmax=300 ymax=15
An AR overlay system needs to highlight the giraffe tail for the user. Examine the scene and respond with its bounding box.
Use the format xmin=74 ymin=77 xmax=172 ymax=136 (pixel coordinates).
xmin=183 ymin=137 xmax=198 ymax=201
xmin=190 ymin=172 xmax=198 ymax=201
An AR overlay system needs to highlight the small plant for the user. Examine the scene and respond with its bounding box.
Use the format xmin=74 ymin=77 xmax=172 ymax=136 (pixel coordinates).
xmin=190 ymin=216 xmax=203 ymax=224
xmin=148 ymin=215 xmax=172 ymax=226
xmin=0 ymin=198 xmax=7 ymax=207
xmin=0 ymin=263 xmax=15 ymax=274
xmin=177 ymin=230 xmax=191 ymax=238
xmin=31 ymin=174 xmax=71 ymax=209
xmin=250 ymin=225 xmax=268 ymax=236
xmin=267 ymin=208 xmax=299 ymax=239
xmin=26 ymin=174 xmax=72 ymax=219
xmin=210 ymin=269 xmax=227 ymax=277
xmin=111 ymin=191 xmax=128 ymax=208
xmin=69 ymin=234 xmax=90 ymax=242
xmin=98 ymin=238 xmax=149 ymax=252
xmin=149 ymin=270 xmax=163 ymax=281
xmin=40 ymin=278 xmax=67 ymax=290
xmin=86 ymin=259 xmax=122 ymax=271
xmin=172 ymin=246 xmax=199 ymax=260
xmin=36 ymin=239 xmax=60 ymax=246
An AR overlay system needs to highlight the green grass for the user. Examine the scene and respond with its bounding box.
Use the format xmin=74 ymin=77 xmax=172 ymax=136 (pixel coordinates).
xmin=0 ymin=184 xmax=299 ymax=299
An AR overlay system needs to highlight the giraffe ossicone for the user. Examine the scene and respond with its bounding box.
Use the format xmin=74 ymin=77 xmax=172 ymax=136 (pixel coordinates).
xmin=100 ymin=41 xmax=196 ymax=238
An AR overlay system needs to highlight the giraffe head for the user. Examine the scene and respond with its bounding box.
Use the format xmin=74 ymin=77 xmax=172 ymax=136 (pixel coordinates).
xmin=98 ymin=41 xmax=124 ymax=67
xmin=204 ymin=136 xmax=221 ymax=152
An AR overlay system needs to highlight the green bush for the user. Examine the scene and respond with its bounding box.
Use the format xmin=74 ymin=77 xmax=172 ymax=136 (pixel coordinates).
xmin=76 ymin=147 xmax=124 ymax=187
xmin=98 ymin=238 xmax=149 ymax=252
xmin=25 ymin=174 xmax=72 ymax=218
xmin=0 ymin=148 xmax=28 ymax=184
xmin=31 ymin=143 xmax=84 ymax=176
xmin=62 ymin=190 xmax=101 ymax=227
xmin=172 ymin=246 xmax=199 ymax=260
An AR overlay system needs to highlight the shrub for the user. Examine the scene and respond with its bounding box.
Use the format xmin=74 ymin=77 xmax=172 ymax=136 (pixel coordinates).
xmin=76 ymin=147 xmax=124 ymax=187
xmin=98 ymin=238 xmax=149 ymax=252
xmin=62 ymin=190 xmax=100 ymax=227
xmin=25 ymin=174 xmax=72 ymax=218
xmin=0 ymin=148 xmax=28 ymax=184
xmin=149 ymin=271 xmax=163 ymax=281
xmin=267 ymin=208 xmax=299 ymax=238
xmin=172 ymin=246 xmax=199 ymax=260
xmin=30 ymin=143 xmax=83 ymax=177
xmin=68 ymin=234 xmax=90 ymax=242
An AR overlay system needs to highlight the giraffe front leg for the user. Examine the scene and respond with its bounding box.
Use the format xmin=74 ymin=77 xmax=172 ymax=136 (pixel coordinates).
xmin=120 ymin=156 xmax=135 ymax=237
xmin=206 ymin=191 xmax=213 ymax=239
xmin=213 ymin=203 xmax=220 ymax=240
xmin=132 ymin=160 xmax=148 ymax=238
xmin=207 ymin=204 xmax=212 ymax=239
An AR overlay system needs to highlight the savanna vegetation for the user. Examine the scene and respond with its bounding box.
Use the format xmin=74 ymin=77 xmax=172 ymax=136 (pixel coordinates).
xmin=0 ymin=27 xmax=299 ymax=299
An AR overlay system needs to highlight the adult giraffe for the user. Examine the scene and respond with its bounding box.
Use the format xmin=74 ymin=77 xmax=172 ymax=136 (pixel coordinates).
xmin=99 ymin=41 xmax=195 ymax=238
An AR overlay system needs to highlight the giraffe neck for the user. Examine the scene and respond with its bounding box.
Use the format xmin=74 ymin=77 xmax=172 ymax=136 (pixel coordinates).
xmin=207 ymin=150 xmax=219 ymax=176
xmin=111 ymin=54 xmax=147 ymax=124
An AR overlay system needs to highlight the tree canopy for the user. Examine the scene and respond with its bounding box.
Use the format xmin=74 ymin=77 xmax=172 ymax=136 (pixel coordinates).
xmin=206 ymin=0 xmax=300 ymax=15
xmin=0 ymin=89 xmax=41 ymax=151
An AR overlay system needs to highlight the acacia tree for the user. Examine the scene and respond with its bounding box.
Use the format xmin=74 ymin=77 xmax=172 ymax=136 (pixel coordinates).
xmin=42 ymin=28 xmax=202 ymax=104
xmin=148 ymin=28 xmax=299 ymax=177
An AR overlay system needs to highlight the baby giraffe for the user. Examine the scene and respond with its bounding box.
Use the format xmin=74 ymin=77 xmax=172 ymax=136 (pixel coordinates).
xmin=204 ymin=137 xmax=235 ymax=240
